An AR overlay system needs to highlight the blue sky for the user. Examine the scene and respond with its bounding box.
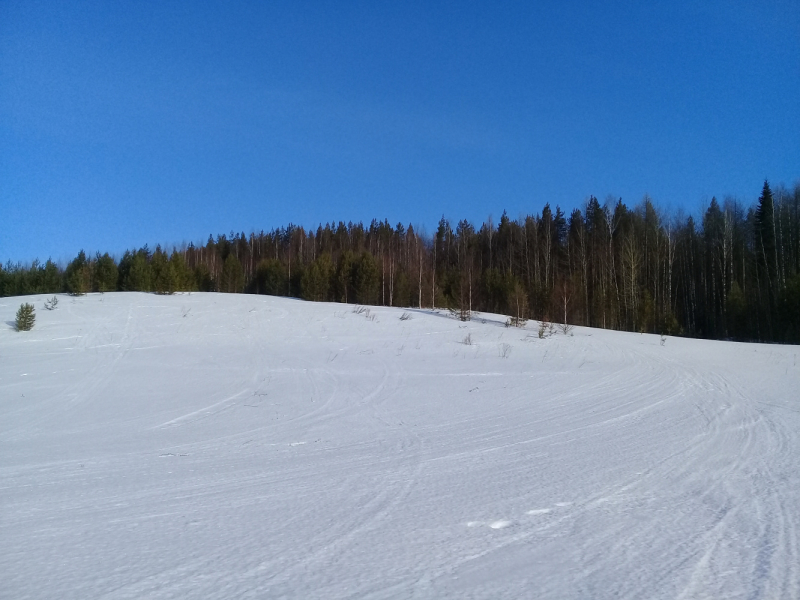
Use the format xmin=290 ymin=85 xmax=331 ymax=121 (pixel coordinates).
xmin=1 ymin=0 xmax=798 ymax=264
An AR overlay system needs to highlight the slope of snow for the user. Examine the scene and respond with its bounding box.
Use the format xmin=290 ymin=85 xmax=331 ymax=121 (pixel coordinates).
xmin=1 ymin=293 xmax=798 ymax=599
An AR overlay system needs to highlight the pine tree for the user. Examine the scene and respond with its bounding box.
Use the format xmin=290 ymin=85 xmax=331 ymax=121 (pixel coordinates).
xmin=220 ymin=254 xmax=244 ymax=293
xmin=301 ymin=254 xmax=333 ymax=302
xmin=353 ymin=251 xmax=379 ymax=305
xmin=169 ymin=250 xmax=195 ymax=291
xmin=94 ymin=252 xmax=118 ymax=292
xmin=65 ymin=250 xmax=92 ymax=295
xmin=255 ymin=259 xmax=286 ymax=295
xmin=15 ymin=302 xmax=35 ymax=331
xmin=124 ymin=249 xmax=153 ymax=291
xmin=335 ymin=251 xmax=355 ymax=302
xmin=151 ymin=246 xmax=176 ymax=294
xmin=41 ymin=259 xmax=62 ymax=293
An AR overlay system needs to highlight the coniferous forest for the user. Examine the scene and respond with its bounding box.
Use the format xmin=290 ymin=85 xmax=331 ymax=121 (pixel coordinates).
xmin=3 ymin=181 xmax=799 ymax=343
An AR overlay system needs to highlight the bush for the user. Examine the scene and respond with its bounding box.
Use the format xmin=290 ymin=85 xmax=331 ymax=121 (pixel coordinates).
xmin=505 ymin=316 xmax=527 ymax=328
xmin=15 ymin=302 xmax=35 ymax=331
xmin=538 ymin=319 xmax=555 ymax=339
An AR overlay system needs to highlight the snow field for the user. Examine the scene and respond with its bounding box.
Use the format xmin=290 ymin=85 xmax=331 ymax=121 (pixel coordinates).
xmin=1 ymin=292 xmax=798 ymax=599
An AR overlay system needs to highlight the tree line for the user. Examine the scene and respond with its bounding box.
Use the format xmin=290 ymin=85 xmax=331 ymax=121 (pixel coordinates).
xmin=3 ymin=180 xmax=799 ymax=343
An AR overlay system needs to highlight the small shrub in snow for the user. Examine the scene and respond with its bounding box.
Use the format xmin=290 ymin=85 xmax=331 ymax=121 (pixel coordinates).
xmin=499 ymin=343 xmax=511 ymax=358
xmin=462 ymin=333 xmax=473 ymax=345
xmin=660 ymin=334 xmax=667 ymax=346
xmin=15 ymin=303 xmax=35 ymax=331
xmin=44 ymin=296 xmax=58 ymax=311
xmin=505 ymin=316 xmax=527 ymax=328
xmin=538 ymin=320 xmax=555 ymax=339
xmin=399 ymin=312 xmax=412 ymax=321
xmin=448 ymin=307 xmax=471 ymax=321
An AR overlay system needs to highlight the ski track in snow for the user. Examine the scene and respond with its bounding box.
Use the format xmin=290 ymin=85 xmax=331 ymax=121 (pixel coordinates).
xmin=1 ymin=293 xmax=798 ymax=599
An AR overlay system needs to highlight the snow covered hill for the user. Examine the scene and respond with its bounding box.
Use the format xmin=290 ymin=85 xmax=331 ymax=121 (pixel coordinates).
xmin=1 ymin=293 xmax=798 ymax=599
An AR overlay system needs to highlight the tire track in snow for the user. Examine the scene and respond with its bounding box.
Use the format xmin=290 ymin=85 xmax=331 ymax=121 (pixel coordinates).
xmin=1 ymin=300 xmax=137 ymax=439
xmin=417 ymin=336 xmax=798 ymax=599
xmin=257 ymin=353 xmax=426 ymax=595
xmin=152 ymin=390 xmax=250 ymax=429
xmin=410 ymin=336 xmax=689 ymax=595
xmin=561 ymin=345 xmax=800 ymax=600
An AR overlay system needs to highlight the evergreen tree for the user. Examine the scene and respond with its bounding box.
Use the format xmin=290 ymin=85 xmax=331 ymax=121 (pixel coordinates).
xmin=352 ymin=251 xmax=378 ymax=305
xmin=15 ymin=302 xmax=35 ymax=331
xmin=123 ymin=249 xmax=153 ymax=291
xmin=94 ymin=253 xmax=118 ymax=292
xmin=335 ymin=251 xmax=355 ymax=302
xmin=220 ymin=254 xmax=244 ymax=293
xmin=151 ymin=246 xmax=176 ymax=294
xmin=755 ymin=180 xmax=778 ymax=287
xmin=301 ymin=254 xmax=333 ymax=302
xmin=254 ymin=259 xmax=287 ymax=295
xmin=41 ymin=259 xmax=63 ymax=293
xmin=169 ymin=250 xmax=195 ymax=291
xmin=65 ymin=250 xmax=92 ymax=295
xmin=194 ymin=263 xmax=214 ymax=291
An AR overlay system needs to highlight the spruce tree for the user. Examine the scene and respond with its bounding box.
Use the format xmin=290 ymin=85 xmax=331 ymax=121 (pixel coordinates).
xmin=755 ymin=180 xmax=777 ymax=285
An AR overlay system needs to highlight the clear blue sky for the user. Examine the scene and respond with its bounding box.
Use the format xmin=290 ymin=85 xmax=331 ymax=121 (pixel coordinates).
xmin=2 ymin=0 xmax=798 ymax=264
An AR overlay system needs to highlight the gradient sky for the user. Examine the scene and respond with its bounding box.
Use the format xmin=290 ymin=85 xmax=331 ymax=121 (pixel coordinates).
xmin=2 ymin=0 xmax=798 ymax=264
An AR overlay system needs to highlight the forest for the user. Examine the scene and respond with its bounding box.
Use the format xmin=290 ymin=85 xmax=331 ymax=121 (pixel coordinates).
xmin=3 ymin=181 xmax=799 ymax=343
